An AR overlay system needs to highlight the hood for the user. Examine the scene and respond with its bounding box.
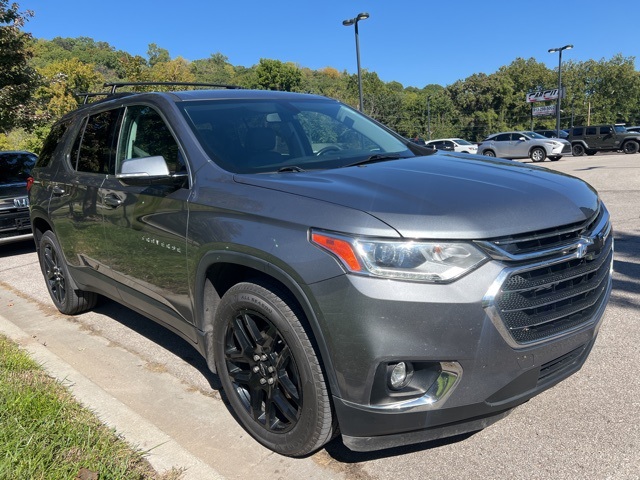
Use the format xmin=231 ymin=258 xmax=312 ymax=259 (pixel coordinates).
xmin=235 ymin=154 xmax=599 ymax=239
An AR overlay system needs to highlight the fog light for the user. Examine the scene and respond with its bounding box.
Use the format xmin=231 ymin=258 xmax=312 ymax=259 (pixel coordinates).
xmin=389 ymin=362 xmax=413 ymax=390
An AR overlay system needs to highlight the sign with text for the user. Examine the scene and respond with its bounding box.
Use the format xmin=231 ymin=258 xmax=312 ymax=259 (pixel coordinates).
xmin=526 ymin=88 xmax=565 ymax=103
xmin=532 ymin=105 xmax=556 ymax=117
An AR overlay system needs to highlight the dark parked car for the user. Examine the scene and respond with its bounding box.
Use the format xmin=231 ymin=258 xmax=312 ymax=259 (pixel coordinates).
xmin=567 ymin=124 xmax=640 ymax=156
xmin=0 ymin=150 xmax=37 ymax=245
xmin=29 ymin=83 xmax=613 ymax=457
xmin=534 ymin=129 xmax=569 ymax=140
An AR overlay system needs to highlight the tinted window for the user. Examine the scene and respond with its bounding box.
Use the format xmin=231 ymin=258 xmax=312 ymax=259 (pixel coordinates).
xmin=72 ymin=109 xmax=122 ymax=174
xmin=0 ymin=153 xmax=37 ymax=185
xmin=117 ymin=105 xmax=183 ymax=174
xmin=37 ymin=120 xmax=71 ymax=168
xmin=572 ymin=127 xmax=583 ymax=136
xmin=600 ymin=126 xmax=612 ymax=135
xmin=586 ymin=127 xmax=597 ymax=135
xmin=180 ymin=99 xmax=411 ymax=173
xmin=494 ymin=134 xmax=511 ymax=141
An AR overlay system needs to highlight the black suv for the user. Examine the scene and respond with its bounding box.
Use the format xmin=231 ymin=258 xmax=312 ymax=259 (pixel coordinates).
xmin=567 ymin=124 xmax=640 ymax=156
xmin=29 ymin=83 xmax=613 ymax=457
xmin=0 ymin=150 xmax=37 ymax=244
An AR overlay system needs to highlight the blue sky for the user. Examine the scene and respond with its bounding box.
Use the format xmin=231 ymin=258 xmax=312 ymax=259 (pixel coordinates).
xmin=20 ymin=0 xmax=640 ymax=89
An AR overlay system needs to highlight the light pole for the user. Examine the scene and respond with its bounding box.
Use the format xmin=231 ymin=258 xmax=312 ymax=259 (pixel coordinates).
xmin=426 ymin=95 xmax=432 ymax=140
xmin=548 ymin=44 xmax=573 ymax=138
xmin=343 ymin=12 xmax=369 ymax=112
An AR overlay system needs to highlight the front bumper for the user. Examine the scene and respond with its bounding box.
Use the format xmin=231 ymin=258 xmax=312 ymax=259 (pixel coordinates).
xmin=308 ymin=251 xmax=611 ymax=451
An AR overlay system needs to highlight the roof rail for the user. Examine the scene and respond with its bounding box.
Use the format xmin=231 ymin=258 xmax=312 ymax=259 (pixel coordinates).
xmin=103 ymin=82 xmax=244 ymax=94
xmin=75 ymin=92 xmax=113 ymax=104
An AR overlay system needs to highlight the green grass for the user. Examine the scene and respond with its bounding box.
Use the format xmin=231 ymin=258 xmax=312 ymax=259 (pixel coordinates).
xmin=0 ymin=335 xmax=182 ymax=480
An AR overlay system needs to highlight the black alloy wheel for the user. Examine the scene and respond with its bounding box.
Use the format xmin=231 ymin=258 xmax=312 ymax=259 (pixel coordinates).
xmin=572 ymin=144 xmax=585 ymax=156
xmin=214 ymin=281 xmax=335 ymax=457
xmin=623 ymin=140 xmax=639 ymax=154
xmin=38 ymin=231 xmax=97 ymax=315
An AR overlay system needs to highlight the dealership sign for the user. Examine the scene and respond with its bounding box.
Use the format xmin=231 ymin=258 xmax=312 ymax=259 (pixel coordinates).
xmin=526 ymin=88 xmax=565 ymax=103
xmin=532 ymin=105 xmax=556 ymax=117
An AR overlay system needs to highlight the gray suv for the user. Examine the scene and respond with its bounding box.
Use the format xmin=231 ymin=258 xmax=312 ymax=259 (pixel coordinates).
xmin=29 ymin=84 xmax=613 ymax=457
xmin=478 ymin=131 xmax=571 ymax=162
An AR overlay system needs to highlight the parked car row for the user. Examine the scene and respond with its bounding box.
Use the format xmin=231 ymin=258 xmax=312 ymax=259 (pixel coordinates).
xmin=0 ymin=150 xmax=37 ymax=245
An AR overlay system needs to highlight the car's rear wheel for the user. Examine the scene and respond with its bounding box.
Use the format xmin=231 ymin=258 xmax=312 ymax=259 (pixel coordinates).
xmin=623 ymin=140 xmax=639 ymax=154
xmin=482 ymin=150 xmax=495 ymax=157
xmin=213 ymin=280 xmax=335 ymax=457
xmin=38 ymin=231 xmax=98 ymax=315
xmin=572 ymin=144 xmax=585 ymax=156
xmin=530 ymin=147 xmax=546 ymax=162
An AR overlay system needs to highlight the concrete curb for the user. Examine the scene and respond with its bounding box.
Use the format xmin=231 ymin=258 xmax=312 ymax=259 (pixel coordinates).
xmin=0 ymin=314 xmax=225 ymax=480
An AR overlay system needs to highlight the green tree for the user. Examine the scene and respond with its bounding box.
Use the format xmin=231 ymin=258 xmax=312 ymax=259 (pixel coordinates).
xmin=192 ymin=52 xmax=236 ymax=85
xmin=251 ymin=58 xmax=302 ymax=91
xmin=0 ymin=0 xmax=39 ymax=133
xmin=147 ymin=43 xmax=170 ymax=67
xmin=149 ymin=57 xmax=195 ymax=84
xmin=37 ymin=58 xmax=104 ymax=117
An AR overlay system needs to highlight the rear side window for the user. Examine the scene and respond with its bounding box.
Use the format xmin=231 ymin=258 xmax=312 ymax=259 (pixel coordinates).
xmin=37 ymin=120 xmax=71 ymax=168
xmin=586 ymin=127 xmax=597 ymax=136
xmin=572 ymin=127 xmax=583 ymax=136
xmin=71 ymin=109 xmax=122 ymax=174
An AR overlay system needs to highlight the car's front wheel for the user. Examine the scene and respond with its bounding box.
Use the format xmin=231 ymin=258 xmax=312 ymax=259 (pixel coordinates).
xmin=623 ymin=140 xmax=639 ymax=154
xmin=213 ymin=280 xmax=335 ymax=457
xmin=38 ymin=231 xmax=98 ymax=315
xmin=530 ymin=147 xmax=546 ymax=162
xmin=572 ymin=144 xmax=585 ymax=156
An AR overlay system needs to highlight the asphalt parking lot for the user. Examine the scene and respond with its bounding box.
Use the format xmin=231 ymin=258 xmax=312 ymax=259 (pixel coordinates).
xmin=1 ymin=152 xmax=638 ymax=480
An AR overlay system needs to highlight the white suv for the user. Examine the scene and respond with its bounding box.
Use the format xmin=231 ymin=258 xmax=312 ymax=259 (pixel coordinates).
xmin=426 ymin=138 xmax=478 ymax=154
xmin=477 ymin=131 xmax=571 ymax=162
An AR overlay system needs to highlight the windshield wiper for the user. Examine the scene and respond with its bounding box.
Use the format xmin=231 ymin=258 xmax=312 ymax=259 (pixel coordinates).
xmin=343 ymin=153 xmax=403 ymax=168
xmin=277 ymin=166 xmax=305 ymax=173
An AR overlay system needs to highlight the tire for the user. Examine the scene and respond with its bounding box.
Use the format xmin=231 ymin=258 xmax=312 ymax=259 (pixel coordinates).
xmin=213 ymin=280 xmax=335 ymax=457
xmin=482 ymin=150 xmax=495 ymax=157
xmin=623 ymin=140 xmax=639 ymax=154
xmin=38 ymin=231 xmax=98 ymax=315
xmin=572 ymin=144 xmax=585 ymax=156
xmin=530 ymin=147 xmax=546 ymax=162
xmin=549 ymin=156 xmax=561 ymax=162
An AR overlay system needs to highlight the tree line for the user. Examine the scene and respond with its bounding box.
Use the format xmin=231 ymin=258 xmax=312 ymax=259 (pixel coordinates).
xmin=2 ymin=1 xmax=640 ymax=153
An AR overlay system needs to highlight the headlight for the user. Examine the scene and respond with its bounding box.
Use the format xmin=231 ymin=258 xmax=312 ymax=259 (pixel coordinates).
xmin=311 ymin=230 xmax=488 ymax=283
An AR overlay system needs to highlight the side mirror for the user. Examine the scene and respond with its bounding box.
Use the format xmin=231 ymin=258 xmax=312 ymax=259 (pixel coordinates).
xmin=116 ymin=155 xmax=187 ymax=187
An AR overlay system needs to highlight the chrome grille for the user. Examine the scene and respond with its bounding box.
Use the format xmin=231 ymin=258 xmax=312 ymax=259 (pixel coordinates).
xmin=483 ymin=204 xmax=613 ymax=346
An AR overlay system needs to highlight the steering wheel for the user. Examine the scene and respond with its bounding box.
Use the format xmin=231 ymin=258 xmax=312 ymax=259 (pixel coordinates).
xmin=315 ymin=145 xmax=341 ymax=156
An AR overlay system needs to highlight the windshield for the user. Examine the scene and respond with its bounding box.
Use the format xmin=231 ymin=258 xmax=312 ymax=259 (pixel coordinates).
xmin=615 ymin=125 xmax=627 ymax=133
xmin=179 ymin=98 xmax=413 ymax=173
xmin=453 ymin=138 xmax=472 ymax=145
xmin=0 ymin=152 xmax=37 ymax=186
xmin=522 ymin=131 xmax=546 ymax=139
